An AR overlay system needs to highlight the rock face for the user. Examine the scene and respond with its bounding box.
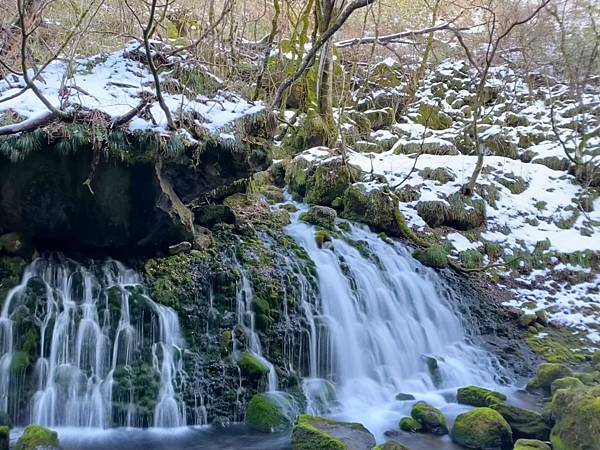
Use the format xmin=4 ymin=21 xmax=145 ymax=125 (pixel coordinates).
xmin=451 ymin=407 xmax=513 ymax=450
xmin=291 ymin=415 xmax=376 ymax=450
xmin=0 ymin=130 xmax=270 ymax=251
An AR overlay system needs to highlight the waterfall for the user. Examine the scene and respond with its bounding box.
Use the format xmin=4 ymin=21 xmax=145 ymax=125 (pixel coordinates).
xmin=0 ymin=256 xmax=187 ymax=428
xmin=234 ymin=263 xmax=278 ymax=391
xmin=285 ymin=206 xmax=503 ymax=438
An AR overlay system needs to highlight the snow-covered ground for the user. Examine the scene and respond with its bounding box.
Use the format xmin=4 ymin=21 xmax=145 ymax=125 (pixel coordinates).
xmin=0 ymin=41 xmax=263 ymax=139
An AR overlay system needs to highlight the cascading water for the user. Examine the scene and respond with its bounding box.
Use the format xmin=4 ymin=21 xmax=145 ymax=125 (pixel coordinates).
xmin=0 ymin=256 xmax=187 ymax=428
xmin=285 ymin=204 xmax=505 ymax=439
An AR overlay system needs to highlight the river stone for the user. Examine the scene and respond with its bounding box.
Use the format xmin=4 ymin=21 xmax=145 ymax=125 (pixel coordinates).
xmin=451 ymin=407 xmax=512 ymax=450
xmin=299 ymin=205 xmax=337 ymax=230
xmin=410 ymin=402 xmax=448 ymax=435
xmin=491 ymin=403 xmax=550 ymax=441
xmin=15 ymin=425 xmax=60 ymax=450
xmin=373 ymin=441 xmax=412 ymax=450
xmin=291 ymin=415 xmax=376 ymax=450
xmin=457 ymin=386 xmax=506 ymax=407
xmin=245 ymin=393 xmax=291 ymax=433
xmin=550 ymin=386 xmax=600 ymax=450
xmin=527 ymin=363 xmax=573 ymax=392
xmin=513 ymin=439 xmax=550 ymax=450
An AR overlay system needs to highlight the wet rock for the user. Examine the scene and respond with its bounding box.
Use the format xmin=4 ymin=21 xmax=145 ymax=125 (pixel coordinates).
xmin=410 ymin=402 xmax=448 ymax=435
xmin=457 ymin=386 xmax=507 ymax=407
xmin=550 ymin=386 xmax=600 ymax=450
xmin=0 ymin=232 xmax=32 ymax=257
xmin=373 ymin=441 xmax=412 ymax=450
xmin=513 ymin=439 xmax=550 ymax=450
xmin=291 ymin=415 xmax=376 ymax=450
xmin=451 ymin=407 xmax=512 ymax=450
xmin=245 ymin=393 xmax=292 ymax=433
xmin=527 ymin=363 xmax=573 ymax=392
xmin=399 ymin=416 xmax=422 ymax=432
xmin=15 ymin=425 xmax=60 ymax=450
xmin=168 ymin=241 xmax=192 ymax=255
xmin=491 ymin=403 xmax=550 ymax=441
xmin=299 ymin=206 xmax=337 ymax=230
xmin=395 ymin=393 xmax=415 ymax=401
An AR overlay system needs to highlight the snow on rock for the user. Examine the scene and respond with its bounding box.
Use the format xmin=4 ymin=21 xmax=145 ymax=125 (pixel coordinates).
xmin=0 ymin=41 xmax=264 ymax=136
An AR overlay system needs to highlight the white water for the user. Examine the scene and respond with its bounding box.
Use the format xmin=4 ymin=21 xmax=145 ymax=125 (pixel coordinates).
xmin=285 ymin=207 xmax=504 ymax=439
xmin=0 ymin=257 xmax=187 ymax=428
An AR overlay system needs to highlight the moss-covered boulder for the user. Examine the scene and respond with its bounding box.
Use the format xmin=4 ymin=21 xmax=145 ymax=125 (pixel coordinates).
xmin=413 ymin=246 xmax=449 ymax=269
xmin=238 ymin=352 xmax=269 ymax=378
xmin=373 ymin=441 xmax=412 ymax=450
xmin=315 ymin=230 xmax=333 ymax=248
xmin=491 ymin=403 xmax=550 ymax=441
xmin=399 ymin=416 xmax=422 ymax=432
xmin=550 ymin=386 xmax=600 ymax=450
xmin=451 ymin=407 xmax=513 ymax=450
xmin=527 ymin=363 xmax=573 ymax=392
xmin=299 ymin=206 xmax=337 ymax=230
xmin=342 ymin=185 xmax=403 ymax=236
xmin=457 ymin=386 xmax=507 ymax=407
xmin=305 ymin=160 xmax=361 ymax=207
xmin=415 ymin=104 xmax=453 ymax=130
xmin=416 ymin=194 xmax=485 ymax=231
xmin=481 ymin=134 xmax=518 ymax=159
xmin=291 ymin=415 xmax=376 ymax=450
xmin=419 ymin=167 xmax=456 ymax=184
xmin=245 ymin=393 xmax=291 ymax=433
xmin=410 ymin=402 xmax=448 ymax=435
xmin=550 ymin=376 xmax=584 ymax=395
xmin=364 ymin=107 xmax=396 ymax=130
xmin=513 ymin=439 xmax=551 ymax=450
xmin=15 ymin=425 xmax=60 ymax=450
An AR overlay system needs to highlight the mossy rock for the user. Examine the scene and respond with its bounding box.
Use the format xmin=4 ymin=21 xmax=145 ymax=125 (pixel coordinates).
xmin=238 ymin=352 xmax=269 ymax=378
xmin=482 ymin=135 xmax=518 ymax=159
xmin=513 ymin=439 xmax=550 ymax=450
xmin=342 ymin=185 xmax=404 ymax=237
xmin=245 ymin=393 xmax=291 ymax=433
xmin=527 ymin=363 xmax=573 ymax=392
xmin=491 ymin=403 xmax=550 ymax=441
xmin=419 ymin=167 xmax=456 ymax=184
xmin=410 ymin=402 xmax=448 ymax=435
xmin=531 ymin=156 xmax=570 ymax=172
xmin=15 ymin=425 xmax=60 ymax=450
xmin=291 ymin=415 xmax=375 ymax=450
xmin=550 ymin=376 xmax=584 ymax=395
xmin=416 ymin=194 xmax=485 ymax=231
xmin=299 ymin=206 xmax=337 ymax=230
xmin=373 ymin=441 xmax=412 ymax=450
xmin=399 ymin=416 xmax=422 ymax=432
xmin=285 ymin=157 xmax=313 ymax=199
xmin=451 ymin=407 xmax=512 ymax=450
xmin=415 ymin=104 xmax=453 ymax=130
xmin=395 ymin=393 xmax=415 ymax=401
xmin=592 ymin=350 xmax=600 ymax=367
xmin=416 ymin=201 xmax=448 ymax=228
xmin=305 ymin=160 xmax=362 ymax=207
xmin=457 ymin=386 xmax=507 ymax=407
xmin=413 ymin=246 xmax=449 ymax=269
xmin=394 ymin=140 xmax=459 ymax=156
xmin=364 ymin=107 xmax=396 ymax=130
xmin=0 ymin=256 xmax=26 ymax=303
xmin=315 ymin=230 xmax=333 ymax=248
xmin=550 ymin=386 xmax=600 ymax=450
xmin=498 ymin=175 xmax=529 ymax=195
xmin=505 ymin=113 xmax=530 ymax=127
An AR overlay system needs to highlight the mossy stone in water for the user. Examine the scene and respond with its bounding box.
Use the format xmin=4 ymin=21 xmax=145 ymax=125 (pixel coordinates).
xmin=238 ymin=352 xmax=269 ymax=378
xmin=299 ymin=206 xmax=337 ymax=230
xmin=399 ymin=416 xmax=422 ymax=432
xmin=245 ymin=393 xmax=291 ymax=433
xmin=15 ymin=425 xmax=60 ymax=450
xmin=0 ymin=426 xmax=8 ymax=450
xmin=513 ymin=439 xmax=550 ymax=450
xmin=550 ymin=376 xmax=584 ymax=395
xmin=451 ymin=407 xmax=512 ymax=450
xmin=410 ymin=402 xmax=448 ymax=435
xmin=373 ymin=441 xmax=412 ymax=450
xmin=305 ymin=160 xmax=360 ymax=207
xmin=291 ymin=415 xmax=375 ymax=450
xmin=457 ymin=386 xmax=506 ymax=407
xmin=315 ymin=230 xmax=332 ymax=248
xmin=395 ymin=393 xmax=415 ymax=401
xmin=491 ymin=403 xmax=550 ymax=441
xmin=527 ymin=363 xmax=573 ymax=391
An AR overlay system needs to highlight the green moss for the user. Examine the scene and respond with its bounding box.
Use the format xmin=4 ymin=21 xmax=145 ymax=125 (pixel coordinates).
xmin=451 ymin=407 xmax=512 ymax=450
xmin=550 ymin=386 xmax=600 ymax=450
xmin=299 ymin=206 xmax=337 ymax=230
xmin=245 ymin=393 xmax=291 ymax=433
xmin=399 ymin=416 xmax=422 ymax=432
xmin=459 ymin=249 xmax=484 ymax=270
xmin=457 ymin=386 xmax=506 ymax=407
xmin=0 ymin=256 xmax=26 ymax=306
xmin=238 ymin=352 xmax=269 ymax=378
xmin=527 ymin=363 xmax=573 ymax=391
xmin=498 ymin=174 xmax=529 ymax=194
xmin=305 ymin=161 xmax=359 ymax=207
xmin=315 ymin=230 xmax=332 ymax=248
xmin=15 ymin=425 xmax=59 ymax=450
xmin=551 ymin=377 xmax=584 ymax=395
xmin=526 ymin=334 xmax=586 ymax=364
xmin=415 ymin=103 xmax=453 ymax=130
xmin=419 ymin=167 xmax=456 ymax=184
xmin=491 ymin=403 xmax=550 ymax=441
xmin=144 ymin=253 xmax=196 ymax=308
xmin=411 ymin=402 xmax=448 ymax=435
xmin=513 ymin=439 xmax=550 ymax=450
xmin=10 ymin=351 xmax=29 ymax=374
xmin=291 ymin=416 xmax=352 ymax=450
xmin=373 ymin=441 xmax=411 ymax=450
xmin=413 ymin=246 xmax=449 ymax=269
